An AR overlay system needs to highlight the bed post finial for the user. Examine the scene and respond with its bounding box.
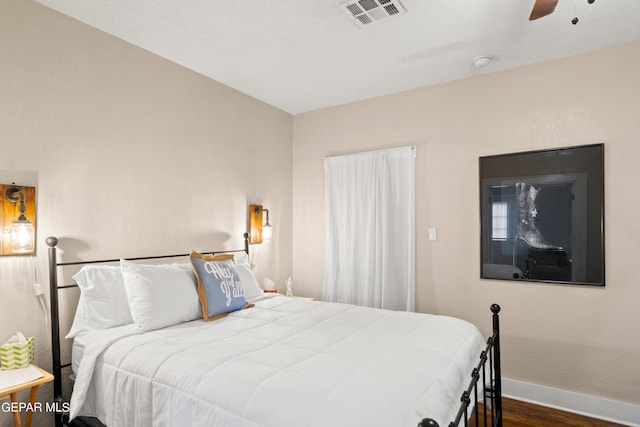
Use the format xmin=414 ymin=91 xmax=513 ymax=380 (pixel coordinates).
xmin=490 ymin=303 xmax=501 ymax=314
xmin=46 ymin=236 xmax=58 ymax=247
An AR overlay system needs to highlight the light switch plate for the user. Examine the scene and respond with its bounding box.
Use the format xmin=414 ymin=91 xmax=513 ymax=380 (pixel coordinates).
xmin=428 ymin=228 xmax=437 ymax=241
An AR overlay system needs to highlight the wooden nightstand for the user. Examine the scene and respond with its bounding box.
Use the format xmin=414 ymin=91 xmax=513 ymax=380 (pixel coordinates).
xmin=0 ymin=365 xmax=54 ymax=427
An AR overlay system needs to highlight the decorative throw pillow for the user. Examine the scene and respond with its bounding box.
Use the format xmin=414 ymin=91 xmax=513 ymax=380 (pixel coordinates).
xmin=190 ymin=251 xmax=251 ymax=321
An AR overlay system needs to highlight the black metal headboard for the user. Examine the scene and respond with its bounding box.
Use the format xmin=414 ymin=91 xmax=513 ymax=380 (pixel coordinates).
xmin=46 ymin=233 xmax=250 ymax=427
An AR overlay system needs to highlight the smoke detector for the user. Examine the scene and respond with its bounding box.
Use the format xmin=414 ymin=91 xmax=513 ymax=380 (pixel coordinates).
xmin=341 ymin=0 xmax=407 ymax=27
xmin=473 ymin=56 xmax=492 ymax=68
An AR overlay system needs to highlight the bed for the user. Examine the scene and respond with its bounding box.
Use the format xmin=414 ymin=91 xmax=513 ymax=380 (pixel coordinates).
xmin=47 ymin=234 xmax=502 ymax=427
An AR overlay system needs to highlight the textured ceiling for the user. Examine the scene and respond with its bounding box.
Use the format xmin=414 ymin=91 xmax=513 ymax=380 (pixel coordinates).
xmin=33 ymin=0 xmax=640 ymax=114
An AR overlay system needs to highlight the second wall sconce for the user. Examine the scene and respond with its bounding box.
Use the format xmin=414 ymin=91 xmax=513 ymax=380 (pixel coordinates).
xmin=1 ymin=183 xmax=36 ymax=255
xmin=249 ymin=204 xmax=272 ymax=244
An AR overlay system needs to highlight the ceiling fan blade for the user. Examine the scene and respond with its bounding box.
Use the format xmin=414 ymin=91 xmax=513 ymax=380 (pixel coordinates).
xmin=529 ymin=0 xmax=559 ymax=20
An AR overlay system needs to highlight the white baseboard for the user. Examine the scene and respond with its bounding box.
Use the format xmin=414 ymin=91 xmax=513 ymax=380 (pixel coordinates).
xmin=502 ymin=378 xmax=640 ymax=427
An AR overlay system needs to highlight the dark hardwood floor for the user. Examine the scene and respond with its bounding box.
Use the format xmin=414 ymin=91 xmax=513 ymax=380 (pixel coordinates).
xmin=473 ymin=398 xmax=628 ymax=427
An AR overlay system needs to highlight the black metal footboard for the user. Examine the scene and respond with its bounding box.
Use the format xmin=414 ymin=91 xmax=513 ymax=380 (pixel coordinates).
xmin=419 ymin=304 xmax=502 ymax=427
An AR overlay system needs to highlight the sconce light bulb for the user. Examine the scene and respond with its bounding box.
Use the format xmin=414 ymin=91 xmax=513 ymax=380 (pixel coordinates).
xmin=10 ymin=221 xmax=35 ymax=253
xmin=262 ymin=223 xmax=272 ymax=243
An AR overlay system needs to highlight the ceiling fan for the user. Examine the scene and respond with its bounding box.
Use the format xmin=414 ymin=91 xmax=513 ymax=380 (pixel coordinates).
xmin=529 ymin=0 xmax=559 ymax=20
xmin=529 ymin=0 xmax=595 ymax=21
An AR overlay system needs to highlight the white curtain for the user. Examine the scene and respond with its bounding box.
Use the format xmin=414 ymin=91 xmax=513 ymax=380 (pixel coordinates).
xmin=323 ymin=146 xmax=416 ymax=311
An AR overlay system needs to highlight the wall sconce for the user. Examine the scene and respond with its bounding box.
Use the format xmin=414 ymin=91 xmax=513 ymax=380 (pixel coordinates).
xmin=1 ymin=183 xmax=36 ymax=255
xmin=249 ymin=204 xmax=272 ymax=244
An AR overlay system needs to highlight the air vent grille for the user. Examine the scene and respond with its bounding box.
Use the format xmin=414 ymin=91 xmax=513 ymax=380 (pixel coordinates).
xmin=356 ymin=14 xmax=373 ymax=25
xmin=340 ymin=0 xmax=406 ymax=27
xmin=346 ymin=3 xmax=363 ymax=15
xmin=384 ymin=4 xmax=399 ymax=15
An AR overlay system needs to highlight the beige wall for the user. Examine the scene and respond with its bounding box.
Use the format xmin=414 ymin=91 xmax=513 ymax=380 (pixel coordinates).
xmin=292 ymin=42 xmax=640 ymax=405
xmin=0 ymin=1 xmax=292 ymax=425
xmin=3 ymin=0 xmax=639 ymax=424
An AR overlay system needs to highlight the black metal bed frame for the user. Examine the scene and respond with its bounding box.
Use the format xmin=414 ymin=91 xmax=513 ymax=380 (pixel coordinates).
xmin=47 ymin=234 xmax=502 ymax=427
xmin=46 ymin=234 xmax=250 ymax=427
xmin=420 ymin=304 xmax=503 ymax=427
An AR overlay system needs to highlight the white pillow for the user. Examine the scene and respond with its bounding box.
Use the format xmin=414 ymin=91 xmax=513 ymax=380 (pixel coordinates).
xmin=120 ymin=259 xmax=202 ymax=332
xmin=66 ymin=266 xmax=133 ymax=339
xmin=233 ymin=252 xmax=263 ymax=299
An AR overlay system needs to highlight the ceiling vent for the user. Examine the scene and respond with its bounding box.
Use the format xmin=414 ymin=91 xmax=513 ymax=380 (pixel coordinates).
xmin=340 ymin=0 xmax=407 ymax=27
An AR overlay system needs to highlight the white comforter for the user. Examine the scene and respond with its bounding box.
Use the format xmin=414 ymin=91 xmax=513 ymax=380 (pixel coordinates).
xmin=71 ymin=295 xmax=485 ymax=427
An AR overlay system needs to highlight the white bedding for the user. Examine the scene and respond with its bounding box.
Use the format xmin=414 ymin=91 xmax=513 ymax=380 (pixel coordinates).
xmin=71 ymin=294 xmax=485 ymax=427
xmin=71 ymin=331 xmax=91 ymax=375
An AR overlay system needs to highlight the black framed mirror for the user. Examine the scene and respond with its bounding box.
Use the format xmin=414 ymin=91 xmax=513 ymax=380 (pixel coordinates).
xmin=480 ymin=144 xmax=604 ymax=286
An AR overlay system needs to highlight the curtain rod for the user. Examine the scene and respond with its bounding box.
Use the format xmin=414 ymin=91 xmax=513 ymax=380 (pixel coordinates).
xmin=325 ymin=145 xmax=416 ymax=160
